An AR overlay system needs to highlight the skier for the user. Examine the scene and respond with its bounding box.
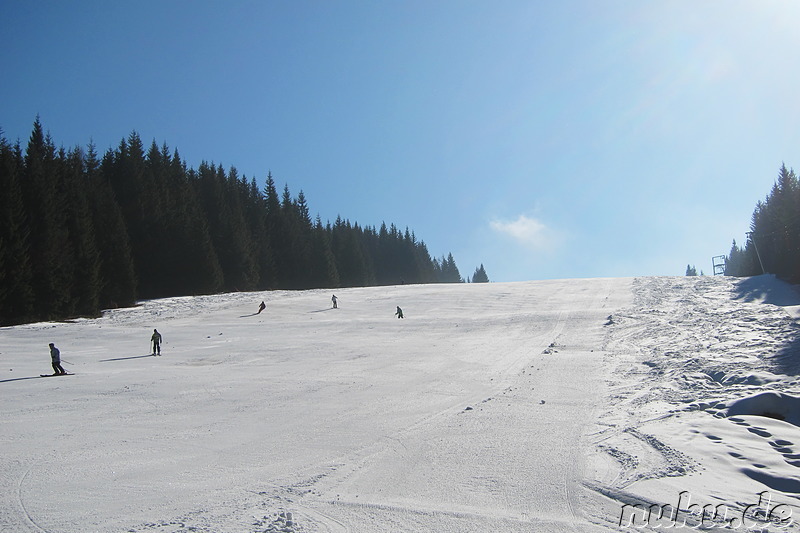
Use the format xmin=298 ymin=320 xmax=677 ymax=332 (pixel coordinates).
xmin=257 ymin=301 xmax=266 ymax=314
xmin=151 ymin=329 xmax=162 ymax=356
xmin=49 ymin=343 xmax=66 ymax=375
xmin=331 ymin=294 xmax=338 ymax=309
xmin=395 ymin=306 xmax=404 ymax=319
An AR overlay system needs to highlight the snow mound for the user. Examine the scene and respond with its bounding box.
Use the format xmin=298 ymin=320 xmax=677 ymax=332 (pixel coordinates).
xmin=726 ymin=391 xmax=800 ymax=425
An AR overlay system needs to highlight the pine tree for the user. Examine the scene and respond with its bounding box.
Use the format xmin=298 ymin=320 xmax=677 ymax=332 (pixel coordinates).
xmin=21 ymin=118 xmax=74 ymax=318
xmin=196 ymin=163 xmax=256 ymax=291
xmin=331 ymin=217 xmax=375 ymax=287
xmin=61 ymin=146 xmax=101 ymax=315
xmin=310 ymin=216 xmax=339 ymax=288
xmin=439 ymin=253 xmax=463 ymax=283
xmin=745 ymin=164 xmax=800 ymax=280
xmin=263 ymin=172 xmax=292 ymax=287
xmin=411 ymin=238 xmax=437 ymax=283
xmin=107 ymin=131 xmax=162 ymax=297
xmin=472 ymin=264 xmax=489 ymax=283
xmin=157 ymin=151 xmax=223 ymax=296
xmin=87 ymin=142 xmax=137 ymax=309
xmin=0 ymin=132 xmax=35 ymax=324
xmin=244 ymin=176 xmax=275 ymax=288
xmin=280 ymin=185 xmax=314 ymax=289
xmin=1 ymin=122 xmax=463 ymax=323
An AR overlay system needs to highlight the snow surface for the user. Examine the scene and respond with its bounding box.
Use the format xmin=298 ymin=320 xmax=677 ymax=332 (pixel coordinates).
xmin=2 ymin=275 xmax=800 ymax=532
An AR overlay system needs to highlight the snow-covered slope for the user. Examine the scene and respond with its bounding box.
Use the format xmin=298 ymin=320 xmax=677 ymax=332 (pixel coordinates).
xmin=1 ymin=276 xmax=799 ymax=532
xmin=595 ymin=275 xmax=800 ymax=531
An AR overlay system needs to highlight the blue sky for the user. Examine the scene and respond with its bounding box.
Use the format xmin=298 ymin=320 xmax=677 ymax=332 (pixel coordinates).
xmin=3 ymin=1 xmax=800 ymax=282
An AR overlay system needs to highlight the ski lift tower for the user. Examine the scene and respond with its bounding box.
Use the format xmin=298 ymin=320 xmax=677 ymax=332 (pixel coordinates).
xmin=712 ymin=255 xmax=726 ymax=276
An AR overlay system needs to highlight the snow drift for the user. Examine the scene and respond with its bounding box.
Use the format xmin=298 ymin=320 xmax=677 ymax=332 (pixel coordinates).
xmin=727 ymin=392 xmax=800 ymax=425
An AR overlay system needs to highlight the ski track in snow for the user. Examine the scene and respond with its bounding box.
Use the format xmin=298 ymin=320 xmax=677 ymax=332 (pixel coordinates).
xmin=592 ymin=275 xmax=800 ymax=531
xmin=3 ymin=276 xmax=800 ymax=531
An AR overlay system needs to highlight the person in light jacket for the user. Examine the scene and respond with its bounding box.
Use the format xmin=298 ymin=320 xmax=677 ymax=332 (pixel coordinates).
xmin=49 ymin=343 xmax=66 ymax=375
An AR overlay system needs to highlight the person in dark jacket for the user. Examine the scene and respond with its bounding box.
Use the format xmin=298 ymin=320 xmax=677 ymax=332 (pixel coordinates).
xmin=395 ymin=306 xmax=404 ymax=319
xmin=151 ymin=329 xmax=162 ymax=356
xmin=257 ymin=301 xmax=266 ymax=314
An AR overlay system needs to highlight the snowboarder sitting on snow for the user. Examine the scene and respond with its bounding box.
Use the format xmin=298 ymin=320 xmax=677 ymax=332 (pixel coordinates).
xmin=331 ymin=294 xmax=338 ymax=309
xmin=257 ymin=301 xmax=266 ymax=314
xmin=395 ymin=306 xmax=404 ymax=319
xmin=49 ymin=343 xmax=66 ymax=375
xmin=151 ymin=329 xmax=162 ymax=356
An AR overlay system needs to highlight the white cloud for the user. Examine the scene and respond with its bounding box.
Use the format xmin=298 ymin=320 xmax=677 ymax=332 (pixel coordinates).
xmin=489 ymin=215 xmax=557 ymax=251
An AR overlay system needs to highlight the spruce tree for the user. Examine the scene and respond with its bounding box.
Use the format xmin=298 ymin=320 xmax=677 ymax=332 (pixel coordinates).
xmin=88 ymin=143 xmax=137 ymax=309
xmin=310 ymin=216 xmax=340 ymax=288
xmin=245 ymin=176 xmax=275 ymax=288
xmin=62 ymin=146 xmax=101 ymax=315
xmin=196 ymin=163 xmax=256 ymax=291
xmin=0 ymin=133 xmax=35 ymax=324
xmin=472 ymin=264 xmax=489 ymax=283
xmin=437 ymin=253 xmax=462 ymax=283
xmin=1 ymin=121 xmax=464 ymax=323
xmin=263 ymin=172 xmax=291 ymax=287
xmin=21 ymin=118 xmax=74 ymax=318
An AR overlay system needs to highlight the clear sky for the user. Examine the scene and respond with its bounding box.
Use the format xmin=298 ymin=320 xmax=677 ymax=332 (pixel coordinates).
xmin=3 ymin=1 xmax=800 ymax=282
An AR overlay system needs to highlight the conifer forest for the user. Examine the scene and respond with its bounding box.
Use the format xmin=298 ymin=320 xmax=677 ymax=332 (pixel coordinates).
xmin=0 ymin=119 xmax=472 ymax=326
xmin=725 ymin=164 xmax=800 ymax=282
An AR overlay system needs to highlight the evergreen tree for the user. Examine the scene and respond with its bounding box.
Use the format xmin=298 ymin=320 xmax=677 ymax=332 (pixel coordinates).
xmin=725 ymin=240 xmax=743 ymax=276
xmin=331 ymin=217 xmax=375 ymax=287
xmin=411 ymin=238 xmax=437 ymax=284
xmin=309 ymin=216 xmax=340 ymax=288
xmin=263 ymin=172 xmax=292 ymax=287
xmin=86 ymin=142 xmax=137 ymax=309
xmin=437 ymin=253 xmax=463 ymax=283
xmin=0 ymin=132 xmax=35 ymax=323
xmin=0 ymin=120 xmax=461 ymax=324
xmin=61 ymin=146 xmax=101 ymax=315
xmin=726 ymin=164 xmax=800 ymax=281
xmin=107 ymin=132 xmax=162 ymax=297
xmin=472 ymin=264 xmax=489 ymax=283
xmin=159 ymin=152 xmax=223 ymax=295
xmin=196 ymin=163 xmax=255 ymax=291
xmin=280 ymin=185 xmax=314 ymax=289
xmin=21 ymin=118 xmax=74 ymax=318
xmin=745 ymin=164 xmax=800 ymax=280
xmin=245 ymin=175 xmax=275 ymax=288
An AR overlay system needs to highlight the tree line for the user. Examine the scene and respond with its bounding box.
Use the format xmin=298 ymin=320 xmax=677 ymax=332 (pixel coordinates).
xmin=0 ymin=119 xmax=488 ymax=326
xmin=725 ymin=164 xmax=800 ymax=282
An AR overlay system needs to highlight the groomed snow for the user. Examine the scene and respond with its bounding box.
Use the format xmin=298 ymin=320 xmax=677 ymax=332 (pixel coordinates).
xmin=2 ymin=275 xmax=800 ymax=532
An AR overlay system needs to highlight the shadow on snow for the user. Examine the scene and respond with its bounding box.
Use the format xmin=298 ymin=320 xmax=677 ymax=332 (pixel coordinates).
xmin=99 ymin=354 xmax=156 ymax=362
xmin=0 ymin=374 xmax=73 ymax=383
xmin=732 ymin=274 xmax=800 ymax=376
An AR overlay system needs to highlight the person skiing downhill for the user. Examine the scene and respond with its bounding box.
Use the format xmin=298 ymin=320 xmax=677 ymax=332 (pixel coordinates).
xmin=151 ymin=329 xmax=162 ymax=356
xmin=395 ymin=306 xmax=404 ymax=319
xmin=331 ymin=295 xmax=338 ymax=309
xmin=257 ymin=301 xmax=266 ymax=314
xmin=49 ymin=343 xmax=66 ymax=375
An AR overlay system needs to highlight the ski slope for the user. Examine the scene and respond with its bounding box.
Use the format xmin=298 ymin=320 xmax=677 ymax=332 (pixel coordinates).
xmin=1 ymin=275 xmax=800 ymax=532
